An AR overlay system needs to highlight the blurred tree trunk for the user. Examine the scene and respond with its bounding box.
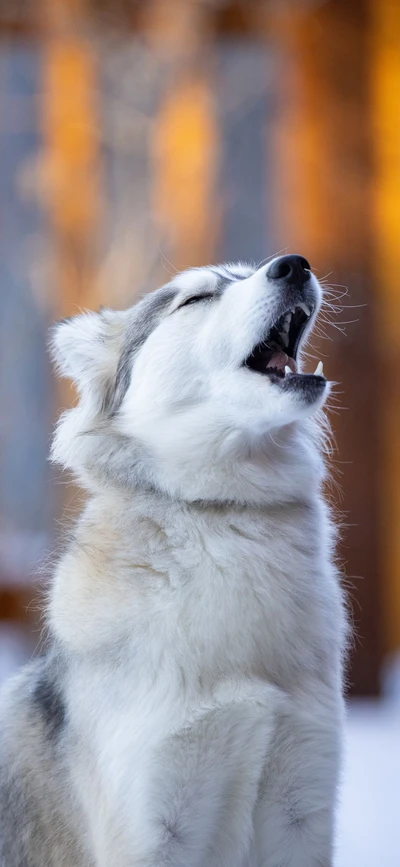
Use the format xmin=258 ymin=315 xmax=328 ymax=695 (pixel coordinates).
xmin=41 ymin=0 xmax=101 ymax=317
xmin=370 ymin=0 xmax=400 ymax=661
xmin=145 ymin=0 xmax=219 ymax=272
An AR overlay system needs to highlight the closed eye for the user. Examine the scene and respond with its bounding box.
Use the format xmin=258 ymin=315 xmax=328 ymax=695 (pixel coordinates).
xmin=177 ymin=293 xmax=214 ymax=310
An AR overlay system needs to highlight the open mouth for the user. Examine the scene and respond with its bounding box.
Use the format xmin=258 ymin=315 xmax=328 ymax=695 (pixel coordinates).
xmin=243 ymin=302 xmax=322 ymax=380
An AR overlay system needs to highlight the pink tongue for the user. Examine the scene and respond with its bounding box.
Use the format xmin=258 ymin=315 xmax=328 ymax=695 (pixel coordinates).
xmin=266 ymin=352 xmax=297 ymax=373
xmin=266 ymin=350 xmax=288 ymax=371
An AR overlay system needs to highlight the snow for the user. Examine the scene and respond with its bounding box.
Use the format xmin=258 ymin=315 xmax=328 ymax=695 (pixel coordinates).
xmin=336 ymin=700 xmax=400 ymax=867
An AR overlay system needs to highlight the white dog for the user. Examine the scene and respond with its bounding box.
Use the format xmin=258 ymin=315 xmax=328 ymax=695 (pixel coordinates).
xmin=0 ymin=256 xmax=347 ymax=867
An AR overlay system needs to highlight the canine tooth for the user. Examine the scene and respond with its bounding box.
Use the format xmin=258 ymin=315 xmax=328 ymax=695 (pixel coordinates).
xmin=299 ymin=301 xmax=311 ymax=317
xmin=314 ymin=361 xmax=324 ymax=376
xmin=284 ymin=365 xmax=291 ymax=376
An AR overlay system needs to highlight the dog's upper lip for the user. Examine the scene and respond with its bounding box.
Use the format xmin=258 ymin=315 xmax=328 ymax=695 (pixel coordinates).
xmin=243 ymin=302 xmax=314 ymax=379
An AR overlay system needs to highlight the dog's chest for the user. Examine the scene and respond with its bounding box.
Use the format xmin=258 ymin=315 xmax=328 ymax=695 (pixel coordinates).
xmin=148 ymin=510 xmax=329 ymax=683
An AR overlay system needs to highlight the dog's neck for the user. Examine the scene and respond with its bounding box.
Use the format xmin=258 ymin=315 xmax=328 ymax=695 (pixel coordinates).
xmin=76 ymin=418 xmax=327 ymax=510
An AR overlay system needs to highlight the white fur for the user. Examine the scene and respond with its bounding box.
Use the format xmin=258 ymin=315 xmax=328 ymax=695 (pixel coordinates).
xmin=45 ymin=261 xmax=347 ymax=866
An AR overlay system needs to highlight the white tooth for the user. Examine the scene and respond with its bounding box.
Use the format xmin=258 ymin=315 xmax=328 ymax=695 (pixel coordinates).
xmin=314 ymin=361 xmax=324 ymax=376
xmin=299 ymin=301 xmax=311 ymax=317
xmin=284 ymin=365 xmax=291 ymax=376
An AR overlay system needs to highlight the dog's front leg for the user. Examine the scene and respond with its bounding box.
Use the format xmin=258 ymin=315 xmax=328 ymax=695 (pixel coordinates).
xmin=95 ymin=682 xmax=282 ymax=867
xmin=252 ymin=693 xmax=342 ymax=867
xmin=139 ymin=694 xmax=278 ymax=867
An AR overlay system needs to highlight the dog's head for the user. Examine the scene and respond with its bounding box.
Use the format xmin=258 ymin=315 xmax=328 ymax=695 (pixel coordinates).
xmin=51 ymin=256 xmax=328 ymax=504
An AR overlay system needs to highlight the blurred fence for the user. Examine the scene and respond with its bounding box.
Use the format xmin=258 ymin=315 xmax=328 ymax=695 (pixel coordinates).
xmin=0 ymin=0 xmax=399 ymax=695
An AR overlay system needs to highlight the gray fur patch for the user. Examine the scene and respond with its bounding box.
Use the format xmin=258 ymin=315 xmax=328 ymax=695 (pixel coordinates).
xmin=0 ymin=656 xmax=91 ymax=867
xmin=31 ymin=666 xmax=66 ymax=739
xmin=104 ymin=285 xmax=178 ymax=414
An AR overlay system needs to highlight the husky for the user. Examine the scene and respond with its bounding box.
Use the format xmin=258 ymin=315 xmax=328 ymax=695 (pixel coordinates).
xmin=0 ymin=255 xmax=347 ymax=867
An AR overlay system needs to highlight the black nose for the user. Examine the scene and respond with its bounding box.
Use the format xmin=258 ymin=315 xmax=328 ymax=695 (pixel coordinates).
xmin=267 ymin=254 xmax=311 ymax=284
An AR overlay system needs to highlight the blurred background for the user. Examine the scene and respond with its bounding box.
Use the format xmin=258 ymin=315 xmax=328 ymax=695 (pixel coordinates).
xmin=0 ymin=0 xmax=399 ymax=863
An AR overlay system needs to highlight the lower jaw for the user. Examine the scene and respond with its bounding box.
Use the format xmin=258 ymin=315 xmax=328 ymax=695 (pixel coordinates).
xmin=279 ymin=371 xmax=327 ymax=401
xmin=265 ymin=359 xmax=324 ymax=379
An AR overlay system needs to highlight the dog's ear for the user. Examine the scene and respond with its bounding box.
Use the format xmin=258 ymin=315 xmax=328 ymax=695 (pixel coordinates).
xmin=50 ymin=308 xmax=128 ymax=407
